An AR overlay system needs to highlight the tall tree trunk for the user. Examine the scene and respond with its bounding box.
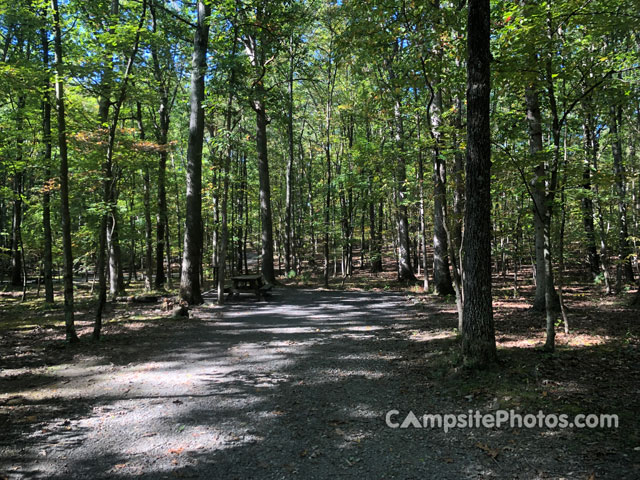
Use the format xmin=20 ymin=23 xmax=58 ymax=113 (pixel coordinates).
xmin=452 ymin=94 xmax=465 ymax=266
xmin=95 ymin=0 xmax=119 ymax=328
xmin=323 ymin=119 xmax=331 ymax=287
xmin=542 ymin=53 xmax=563 ymax=352
xmin=392 ymin=95 xmax=416 ymax=282
xmin=416 ymin=123 xmax=429 ymax=290
xmin=461 ymin=0 xmax=496 ymax=367
xmin=432 ymin=90 xmax=454 ymax=295
xmin=236 ymin=154 xmax=245 ymax=273
xmin=143 ymin=168 xmax=153 ymax=290
xmin=10 ymin=159 xmax=23 ymax=288
xmin=526 ymin=85 xmax=559 ymax=311
xmin=10 ymin=90 xmax=25 ymax=288
xmin=581 ymin=117 xmax=601 ymax=280
xmin=150 ymin=2 xmax=171 ymax=290
xmin=448 ymin=92 xmax=466 ymax=328
xmin=254 ymin=86 xmax=276 ymax=284
xmin=589 ymin=124 xmax=614 ymax=294
xmin=52 ymin=0 xmax=78 ymax=343
xmin=107 ymin=202 xmax=125 ymax=298
xmin=127 ymin=178 xmax=136 ymax=284
xmin=180 ymin=0 xmax=210 ymax=305
xmin=284 ymin=52 xmax=294 ymax=275
xmin=610 ymin=104 xmax=634 ymax=288
xmin=95 ymin=0 xmax=146 ymax=337
xmin=385 ymin=42 xmax=415 ymax=282
xmin=217 ymin=23 xmax=238 ymax=306
xmin=322 ymin=60 xmax=338 ymax=287
xmin=103 ymin=0 xmax=125 ymax=300
xmin=41 ymin=25 xmax=54 ymax=303
xmin=136 ymin=101 xmax=153 ymax=291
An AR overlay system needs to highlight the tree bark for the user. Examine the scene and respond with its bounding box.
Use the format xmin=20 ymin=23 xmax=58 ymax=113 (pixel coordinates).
xmin=136 ymin=101 xmax=153 ymax=291
xmin=41 ymin=25 xmax=54 ymax=303
xmin=610 ymin=104 xmax=634 ymax=288
xmin=236 ymin=154 xmax=245 ymax=273
xmin=10 ymin=89 xmax=25 ymax=288
xmin=581 ymin=117 xmax=601 ymax=280
xmin=254 ymin=86 xmax=276 ymax=284
xmin=180 ymin=0 xmax=210 ymax=305
xmin=285 ymin=51 xmax=295 ymax=275
xmin=217 ymin=22 xmax=239 ymax=306
xmin=95 ymin=0 xmax=119 ymax=329
xmin=51 ymin=0 xmax=78 ymax=343
xmin=150 ymin=1 xmax=171 ymax=290
xmin=10 ymin=150 xmax=23 ymax=288
xmin=432 ymin=92 xmax=454 ymax=295
xmin=461 ymin=0 xmax=497 ymax=367
xmin=416 ymin=116 xmax=429 ymax=290
xmin=525 ymin=85 xmax=559 ymax=311
xmin=585 ymin=113 xmax=614 ymax=294
xmin=95 ymin=0 xmax=146 ymax=337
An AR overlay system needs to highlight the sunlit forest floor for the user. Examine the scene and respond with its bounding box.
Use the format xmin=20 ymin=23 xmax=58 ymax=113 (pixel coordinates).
xmin=1 ymin=264 xmax=639 ymax=479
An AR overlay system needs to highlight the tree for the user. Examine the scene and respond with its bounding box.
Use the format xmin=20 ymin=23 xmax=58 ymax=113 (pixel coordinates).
xmin=180 ymin=0 xmax=210 ymax=305
xmin=240 ymin=1 xmax=284 ymax=285
xmin=461 ymin=0 xmax=496 ymax=366
xmin=51 ymin=0 xmax=78 ymax=343
xmin=40 ymin=21 xmax=54 ymax=303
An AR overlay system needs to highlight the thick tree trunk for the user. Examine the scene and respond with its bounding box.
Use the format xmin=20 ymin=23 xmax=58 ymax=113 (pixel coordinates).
xmin=254 ymin=89 xmax=276 ymax=284
xmin=52 ymin=0 xmax=78 ymax=343
xmin=461 ymin=0 xmax=496 ymax=367
xmin=180 ymin=0 xmax=210 ymax=305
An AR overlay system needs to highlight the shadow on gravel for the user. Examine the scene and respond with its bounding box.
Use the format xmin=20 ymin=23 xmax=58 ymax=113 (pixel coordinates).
xmin=1 ymin=288 xmax=638 ymax=479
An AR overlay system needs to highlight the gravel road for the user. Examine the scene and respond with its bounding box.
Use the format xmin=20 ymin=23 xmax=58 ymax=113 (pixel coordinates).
xmin=1 ymin=288 xmax=633 ymax=479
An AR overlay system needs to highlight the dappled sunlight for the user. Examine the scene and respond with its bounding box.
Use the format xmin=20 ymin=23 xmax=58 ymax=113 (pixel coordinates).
xmin=2 ymin=286 xmax=638 ymax=478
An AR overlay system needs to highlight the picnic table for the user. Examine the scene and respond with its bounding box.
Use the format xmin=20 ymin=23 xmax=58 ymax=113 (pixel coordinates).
xmin=228 ymin=274 xmax=272 ymax=300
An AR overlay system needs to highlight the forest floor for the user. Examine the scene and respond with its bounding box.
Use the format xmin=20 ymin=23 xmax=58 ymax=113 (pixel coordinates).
xmin=0 ymin=273 xmax=639 ymax=479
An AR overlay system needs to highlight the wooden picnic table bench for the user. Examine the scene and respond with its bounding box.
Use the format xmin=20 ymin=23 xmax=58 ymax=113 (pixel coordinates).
xmin=228 ymin=274 xmax=272 ymax=300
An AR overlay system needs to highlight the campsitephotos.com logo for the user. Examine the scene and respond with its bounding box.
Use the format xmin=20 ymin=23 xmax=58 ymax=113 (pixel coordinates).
xmin=385 ymin=410 xmax=619 ymax=433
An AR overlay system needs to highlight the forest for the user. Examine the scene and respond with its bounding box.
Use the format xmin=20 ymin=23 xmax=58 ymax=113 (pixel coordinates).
xmin=1 ymin=0 xmax=639 ymax=478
